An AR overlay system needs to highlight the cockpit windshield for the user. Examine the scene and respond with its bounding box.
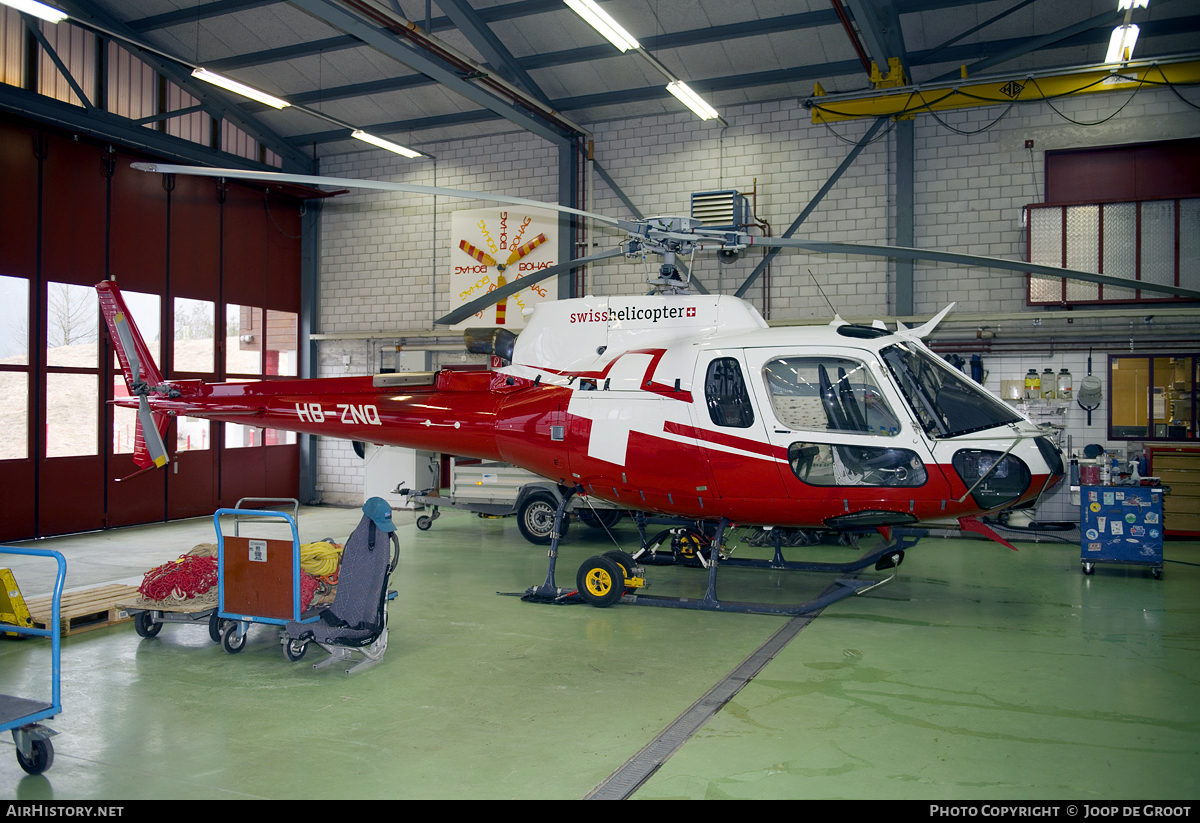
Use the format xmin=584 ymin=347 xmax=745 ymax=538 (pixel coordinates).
xmin=881 ymin=342 xmax=1022 ymax=437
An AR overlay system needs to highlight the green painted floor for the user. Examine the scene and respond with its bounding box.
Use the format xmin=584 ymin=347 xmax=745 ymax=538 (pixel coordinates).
xmin=1 ymin=507 xmax=1197 ymax=799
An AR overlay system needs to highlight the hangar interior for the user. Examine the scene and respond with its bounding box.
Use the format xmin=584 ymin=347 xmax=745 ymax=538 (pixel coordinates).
xmin=0 ymin=0 xmax=1199 ymax=800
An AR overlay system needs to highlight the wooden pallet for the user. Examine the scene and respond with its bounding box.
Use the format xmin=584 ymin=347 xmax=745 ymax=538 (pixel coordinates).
xmin=25 ymin=584 xmax=139 ymax=637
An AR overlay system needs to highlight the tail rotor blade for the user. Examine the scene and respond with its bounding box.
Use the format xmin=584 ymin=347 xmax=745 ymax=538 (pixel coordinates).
xmin=113 ymin=313 xmax=142 ymax=385
xmin=136 ymin=399 xmax=169 ymax=469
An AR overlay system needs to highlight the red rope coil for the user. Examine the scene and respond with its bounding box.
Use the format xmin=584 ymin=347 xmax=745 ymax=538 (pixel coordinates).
xmin=139 ymin=555 xmax=219 ymax=602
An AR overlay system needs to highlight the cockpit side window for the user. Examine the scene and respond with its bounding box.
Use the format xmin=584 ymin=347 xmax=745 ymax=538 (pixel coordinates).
xmin=881 ymin=342 xmax=1022 ymax=437
xmin=705 ymin=357 xmax=755 ymax=428
xmin=762 ymin=356 xmax=900 ymax=437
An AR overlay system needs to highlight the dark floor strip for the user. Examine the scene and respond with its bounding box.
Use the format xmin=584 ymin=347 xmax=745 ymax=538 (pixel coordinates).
xmin=584 ymin=609 xmax=821 ymax=799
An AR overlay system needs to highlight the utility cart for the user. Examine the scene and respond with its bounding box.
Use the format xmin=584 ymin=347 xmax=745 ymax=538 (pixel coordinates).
xmin=215 ymin=503 xmax=319 ymax=653
xmin=0 ymin=547 xmax=66 ymax=775
xmin=124 ymin=499 xmax=302 ymax=644
xmin=1080 ymin=485 xmax=1165 ymax=578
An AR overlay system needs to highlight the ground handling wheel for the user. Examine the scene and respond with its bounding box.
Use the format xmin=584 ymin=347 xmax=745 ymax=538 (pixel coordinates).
xmin=602 ymin=551 xmax=640 ymax=591
xmin=576 ymin=555 xmax=625 ymax=608
xmin=416 ymin=515 xmax=433 ymax=530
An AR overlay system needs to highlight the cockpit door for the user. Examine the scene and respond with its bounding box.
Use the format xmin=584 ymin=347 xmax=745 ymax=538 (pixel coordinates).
xmin=687 ymin=349 xmax=787 ymax=501
xmin=740 ymin=347 xmax=949 ymax=524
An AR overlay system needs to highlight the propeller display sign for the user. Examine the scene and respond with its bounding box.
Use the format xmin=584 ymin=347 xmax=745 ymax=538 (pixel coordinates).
xmin=449 ymin=206 xmax=557 ymax=330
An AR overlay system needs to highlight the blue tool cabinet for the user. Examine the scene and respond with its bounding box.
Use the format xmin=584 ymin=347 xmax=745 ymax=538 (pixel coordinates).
xmin=1079 ymin=485 xmax=1164 ymax=578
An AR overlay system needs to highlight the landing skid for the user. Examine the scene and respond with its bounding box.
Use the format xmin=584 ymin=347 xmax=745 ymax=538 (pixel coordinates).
xmin=520 ymin=487 xmax=925 ymax=616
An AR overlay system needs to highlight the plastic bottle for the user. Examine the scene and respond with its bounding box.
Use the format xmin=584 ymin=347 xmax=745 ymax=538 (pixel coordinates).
xmin=1057 ymin=368 xmax=1073 ymax=401
xmin=1100 ymin=454 xmax=1110 ymax=485
xmin=1041 ymin=368 xmax=1056 ymax=400
xmin=1025 ymin=368 xmax=1040 ymax=399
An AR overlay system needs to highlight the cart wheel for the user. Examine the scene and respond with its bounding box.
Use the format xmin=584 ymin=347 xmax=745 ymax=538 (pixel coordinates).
xmin=133 ymin=610 xmax=162 ymax=639
xmin=1152 ymin=566 xmax=1163 ymax=580
xmin=576 ymin=556 xmax=625 ymax=608
xmin=602 ymin=550 xmax=640 ymax=588
xmin=222 ymin=625 xmax=247 ymax=654
xmin=208 ymin=612 xmax=222 ymax=643
xmin=284 ymin=639 xmax=308 ymax=662
xmin=1082 ymin=562 xmax=1095 ymax=575
xmin=16 ymin=738 xmax=53 ymax=776
xmin=416 ymin=515 xmax=433 ymax=531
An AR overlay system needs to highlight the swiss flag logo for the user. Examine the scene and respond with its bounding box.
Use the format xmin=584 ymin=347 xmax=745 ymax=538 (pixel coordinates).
xmin=687 ymin=307 xmax=696 ymax=317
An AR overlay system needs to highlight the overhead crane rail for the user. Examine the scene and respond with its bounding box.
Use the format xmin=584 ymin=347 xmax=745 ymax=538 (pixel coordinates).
xmin=806 ymin=58 xmax=1200 ymax=124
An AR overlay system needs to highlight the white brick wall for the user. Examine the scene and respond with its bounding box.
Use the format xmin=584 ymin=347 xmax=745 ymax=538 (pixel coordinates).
xmin=313 ymin=87 xmax=1200 ymax=504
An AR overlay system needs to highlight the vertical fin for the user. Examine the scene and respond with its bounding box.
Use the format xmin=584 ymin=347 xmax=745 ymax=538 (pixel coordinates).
xmin=97 ymin=281 xmax=170 ymax=472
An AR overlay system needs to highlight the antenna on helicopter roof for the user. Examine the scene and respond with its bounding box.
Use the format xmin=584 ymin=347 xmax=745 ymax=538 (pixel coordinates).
xmin=808 ymin=270 xmax=839 ymax=319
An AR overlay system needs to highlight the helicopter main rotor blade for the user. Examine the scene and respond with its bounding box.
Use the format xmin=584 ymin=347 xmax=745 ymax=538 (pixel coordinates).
xmin=435 ymin=247 xmax=625 ymax=326
xmin=757 ymin=239 xmax=1200 ymax=301
xmin=130 ymin=163 xmax=634 ymax=231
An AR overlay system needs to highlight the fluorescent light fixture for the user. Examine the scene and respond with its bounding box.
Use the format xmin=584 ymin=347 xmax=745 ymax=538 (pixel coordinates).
xmin=0 ymin=0 xmax=68 ymax=23
xmin=564 ymin=0 xmax=639 ymax=52
xmin=1118 ymin=0 xmax=1148 ymax=10
xmin=191 ymin=68 xmax=290 ymax=109
xmin=352 ymin=130 xmax=422 ymax=158
xmin=1104 ymin=24 xmax=1140 ymax=64
xmin=666 ymin=80 xmax=719 ymax=120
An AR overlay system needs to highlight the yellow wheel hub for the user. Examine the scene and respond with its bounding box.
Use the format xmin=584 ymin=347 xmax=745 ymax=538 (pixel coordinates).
xmin=584 ymin=568 xmax=614 ymax=596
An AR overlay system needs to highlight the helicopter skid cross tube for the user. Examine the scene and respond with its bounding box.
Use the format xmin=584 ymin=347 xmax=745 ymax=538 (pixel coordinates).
xmin=615 ymin=519 xmax=910 ymax=617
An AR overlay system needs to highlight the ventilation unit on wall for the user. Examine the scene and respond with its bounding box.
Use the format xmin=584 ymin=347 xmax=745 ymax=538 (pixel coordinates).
xmin=691 ymin=190 xmax=749 ymax=230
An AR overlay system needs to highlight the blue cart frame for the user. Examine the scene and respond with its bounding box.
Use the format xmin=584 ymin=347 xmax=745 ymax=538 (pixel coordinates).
xmin=215 ymin=508 xmax=318 ymax=654
xmin=0 ymin=547 xmax=66 ymax=775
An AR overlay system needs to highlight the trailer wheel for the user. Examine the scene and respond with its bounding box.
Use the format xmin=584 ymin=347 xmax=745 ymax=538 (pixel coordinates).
xmin=416 ymin=515 xmax=433 ymax=531
xmin=133 ymin=611 xmax=162 ymax=639
xmin=16 ymin=738 xmax=53 ymax=775
xmin=517 ymin=492 xmax=567 ymax=545
xmin=222 ymin=625 xmax=246 ymax=654
xmin=576 ymin=556 xmax=624 ymax=608
xmin=578 ymin=509 xmax=623 ymax=530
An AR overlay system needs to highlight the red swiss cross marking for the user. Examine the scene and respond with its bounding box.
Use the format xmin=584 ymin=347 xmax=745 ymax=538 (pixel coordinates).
xmin=686 ymin=307 xmax=696 ymax=317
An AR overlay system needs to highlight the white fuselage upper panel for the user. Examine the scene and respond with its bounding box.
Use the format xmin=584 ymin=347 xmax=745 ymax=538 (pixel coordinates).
xmin=510 ymin=294 xmax=768 ymax=375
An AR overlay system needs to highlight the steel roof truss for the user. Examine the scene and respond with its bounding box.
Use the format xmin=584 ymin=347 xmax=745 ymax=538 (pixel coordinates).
xmin=435 ymin=0 xmax=552 ymax=107
xmin=288 ymin=0 xmax=572 ymax=145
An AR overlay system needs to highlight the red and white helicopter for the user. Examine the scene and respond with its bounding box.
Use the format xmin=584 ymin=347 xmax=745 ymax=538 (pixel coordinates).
xmin=100 ymin=161 xmax=1099 ymax=616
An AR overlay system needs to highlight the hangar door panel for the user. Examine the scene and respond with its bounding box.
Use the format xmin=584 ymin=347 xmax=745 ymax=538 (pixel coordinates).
xmin=0 ymin=115 xmax=304 ymax=539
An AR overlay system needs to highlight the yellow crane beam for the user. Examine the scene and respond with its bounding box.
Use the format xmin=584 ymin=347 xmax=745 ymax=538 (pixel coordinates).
xmin=807 ymin=60 xmax=1200 ymax=124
